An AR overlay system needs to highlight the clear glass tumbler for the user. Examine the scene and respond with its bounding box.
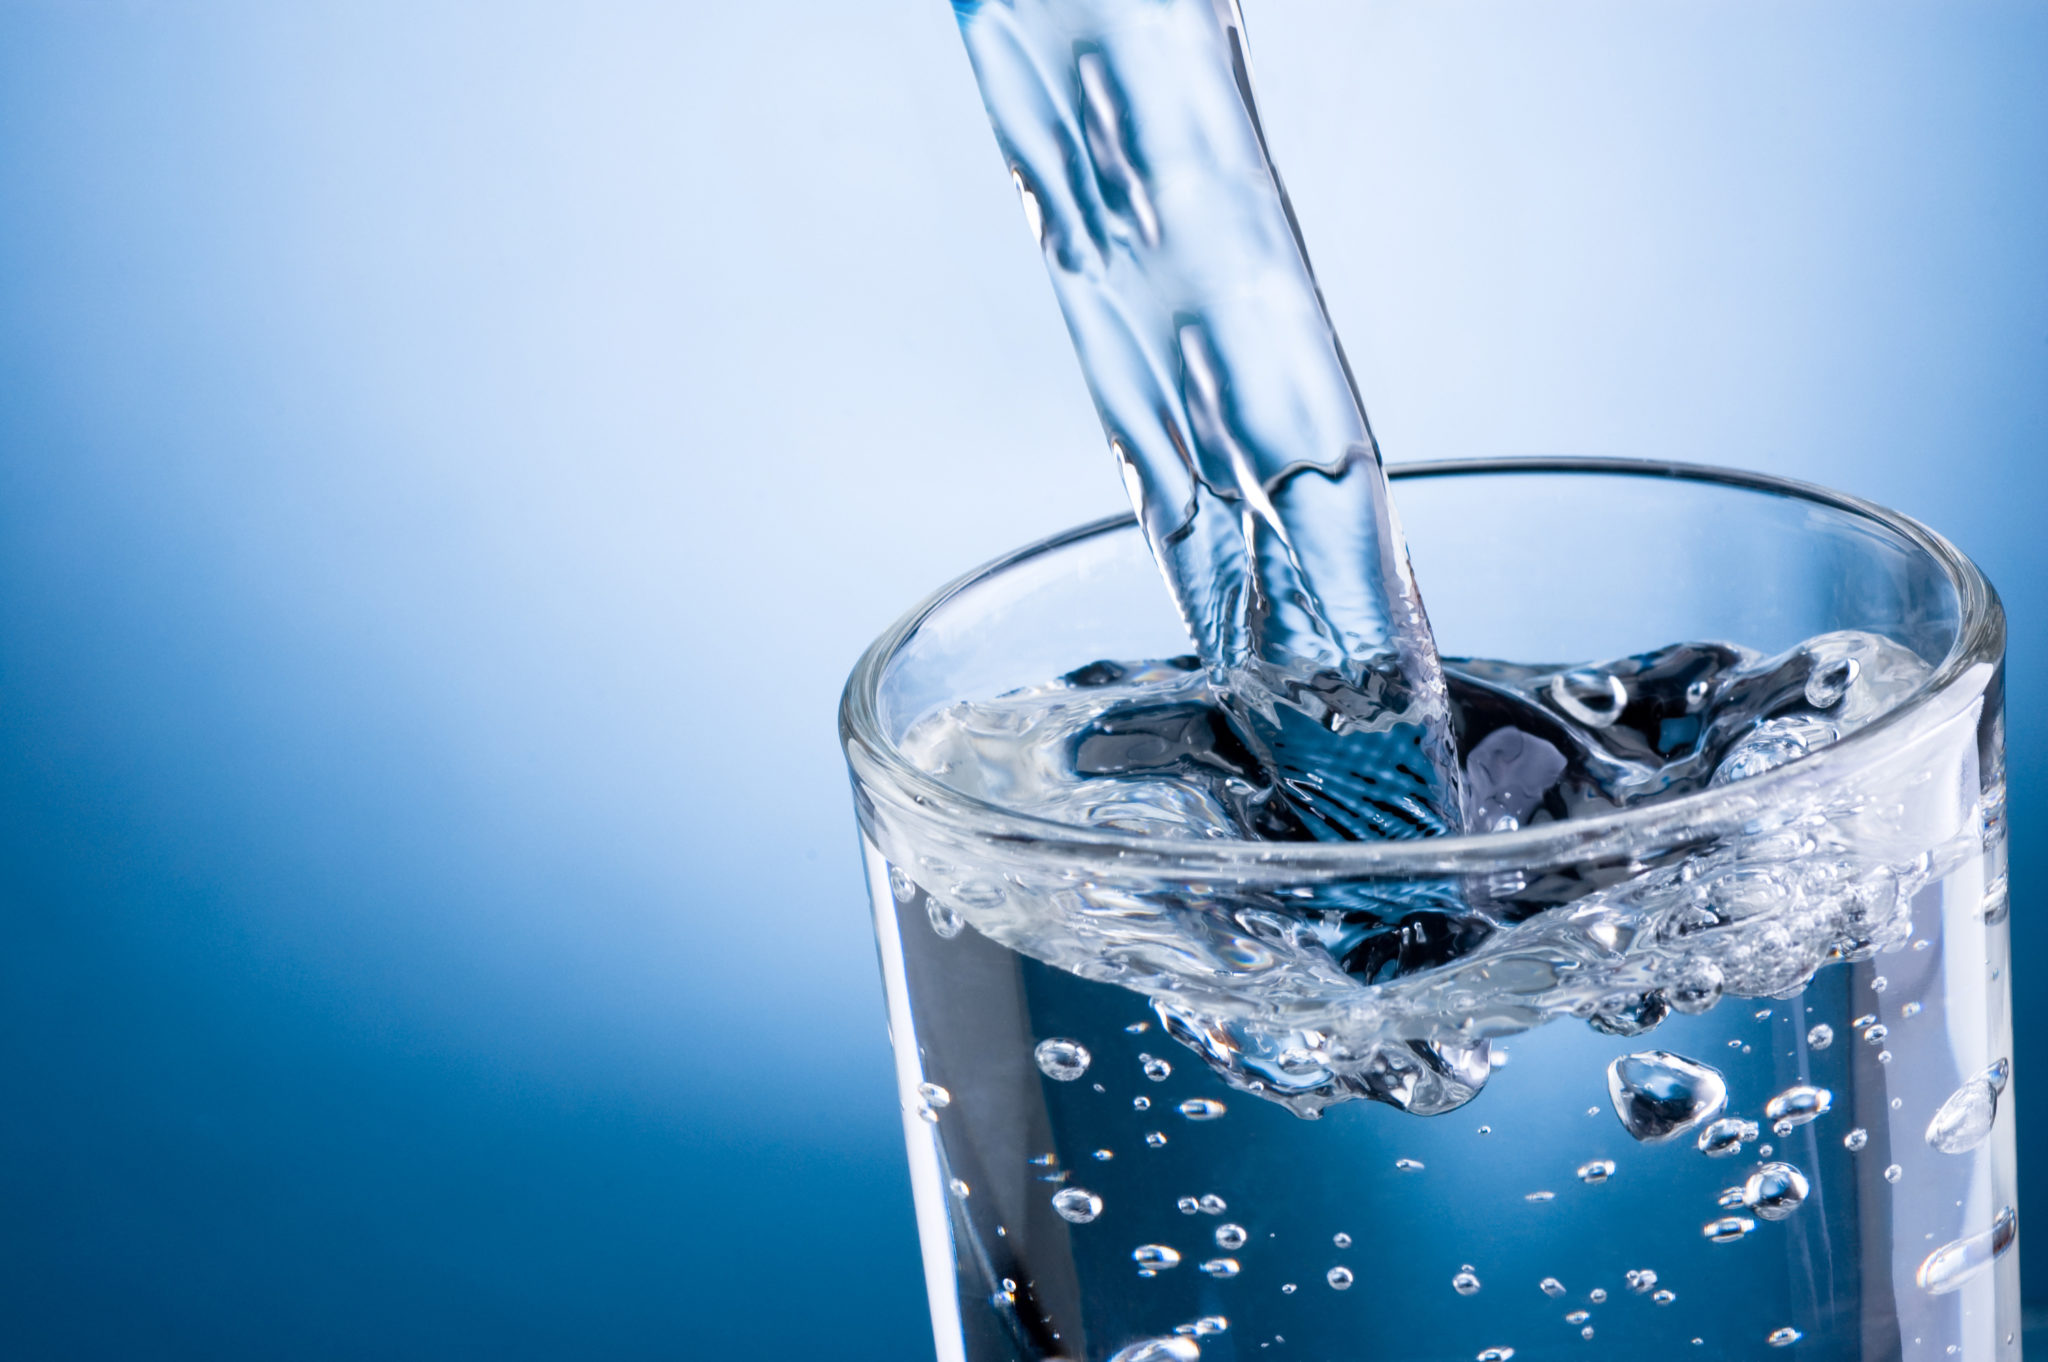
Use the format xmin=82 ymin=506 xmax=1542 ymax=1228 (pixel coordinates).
xmin=841 ymin=458 xmax=2010 ymax=1362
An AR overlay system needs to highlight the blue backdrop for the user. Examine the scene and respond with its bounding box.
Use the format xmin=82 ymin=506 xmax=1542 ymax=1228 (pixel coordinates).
xmin=0 ymin=3 xmax=2041 ymax=1357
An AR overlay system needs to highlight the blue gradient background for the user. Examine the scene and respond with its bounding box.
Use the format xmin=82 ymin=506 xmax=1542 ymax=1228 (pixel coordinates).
xmin=0 ymin=3 xmax=2040 ymax=1357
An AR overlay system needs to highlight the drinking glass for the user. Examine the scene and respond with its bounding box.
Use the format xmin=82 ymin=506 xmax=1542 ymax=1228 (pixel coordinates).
xmin=841 ymin=458 xmax=2010 ymax=1362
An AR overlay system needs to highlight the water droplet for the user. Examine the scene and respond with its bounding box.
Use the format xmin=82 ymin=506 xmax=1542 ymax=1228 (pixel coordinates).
xmin=1177 ymin=1197 xmax=1200 ymax=1214
xmin=1107 ymin=1337 xmax=1200 ymax=1362
xmin=1179 ymin=1098 xmax=1227 ymax=1121
xmin=1578 ymin=1159 xmax=1615 ymax=1184
xmin=1844 ymin=1128 xmax=1869 ymax=1151
xmin=1808 ymin=1024 xmax=1834 ymax=1050
xmin=1332 ymin=1232 xmax=1352 ymax=1248
xmin=1477 ymin=1349 xmax=1515 ymax=1362
xmin=1884 ymin=1164 xmax=1903 ymax=1183
xmin=1654 ymin=1289 xmax=1676 ymax=1305
xmin=1198 ymin=1194 xmax=1227 ymax=1215
xmin=1566 ymin=1311 xmax=1590 ymax=1325
xmin=1095 ymin=1149 xmax=1115 ymax=1161
xmin=1133 ymin=1244 xmax=1182 ymax=1275
xmin=1327 ymin=1266 xmax=1354 ymax=1290
xmin=1918 ymin=1206 xmax=2018 ymax=1293
xmin=950 ymin=1178 xmax=971 ymax=1198
xmin=1588 ymin=1288 xmax=1607 ymax=1304
xmin=1872 ymin=977 xmax=1889 ymax=993
xmin=1768 ymin=1326 xmax=1803 ymax=1347
xmin=1864 ymin=1025 xmax=1889 ymax=1047
xmin=1142 ymin=1056 xmax=1173 ymax=1082
xmin=1608 ymin=1051 xmax=1728 ymax=1143
xmin=1539 ymin=1278 xmax=1567 ymax=1298
xmin=1704 ymin=1216 xmax=1757 ymax=1243
xmin=1134 ymin=1096 xmax=1151 ymax=1112
xmin=1525 ymin=1191 xmax=1555 ymax=1203
xmin=1926 ymin=1059 xmax=2010 ymax=1154
xmin=1202 ymin=1258 xmax=1241 ymax=1278
xmin=1395 ymin=1158 xmax=1425 ymax=1172
xmin=1033 ymin=1039 xmax=1092 ymax=1081
xmin=1697 ymin=1117 xmax=1761 ymax=1157
xmin=1453 ymin=1271 xmax=1482 ymax=1295
xmin=1626 ymin=1269 xmax=1658 ymax=1293
xmin=1805 ymin=656 xmax=1859 ymax=708
xmin=1050 ymin=1186 xmax=1104 ymax=1223
xmin=1767 ymin=1087 xmax=1833 ymax=1133
xmin=1744 ymin=1163 xmax=1810 ymax=1220
xmin=1216 ymin=1224 xmax=1247 ymax=1251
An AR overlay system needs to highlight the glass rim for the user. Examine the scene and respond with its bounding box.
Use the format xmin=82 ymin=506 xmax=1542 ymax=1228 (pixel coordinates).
xmin=840 ymin=456 xmax=2005 ymax=878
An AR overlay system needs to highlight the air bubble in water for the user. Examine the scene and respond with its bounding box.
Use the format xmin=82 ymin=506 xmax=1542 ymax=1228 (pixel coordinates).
xmin=1108 ymin=1337 xmax=1200 ymax=1362
xmin=1134 ymin=1096 xmax=1151 ymax=1111
xmin=1395 ymin=1158 xmax=1425 ymax=1172
xmin=1095 ymin=1149 xmax=1115 ymax=1161
xmin=1142 ymin=1056 xmax=1173 ymax=1082
xmin=887 ymin=866 xmax=917 ymax=902
xmin=1902 ymin=1002 xmax=1923 ymax=1019
xmin=1178 ymin=1197 xmax=1200 ymax=1214
xmin=1539 ymin=1278 xmax=1566 ymax=1297
xmin=1202 ymin=1258 xmax=1241 ymax=1278
xmin=1872 ymin=977 xmax=1889 ymax=993
xmin=927 ymin=897 xmax=966 ymax=938
xmin=1744 ymin=1163 xmax=1810 ymax=1221
xmin=1566 ymin=1311 xmax=1590 ymax=1325
xmin=1216 ymin=1224 xmax=1247 ymax=1250
xmin=1884 ymin=1164 xmax=1903 ymax=1184
xmin=1125 ymin=1021 xmax=1150 ymax=1034
xmin=1864 ymin=1025 xmax=1889 ymax=1047
xmin=1281 ymin=1283 xmax=1297 ymax=1295
xmin=1578 ymin=1159 xmax=1615 ymax=1184
xmin=950 ymin=1178 xmax=970 ymax=1198
xmin=1765 ymin=1085 xmax=1832 ymax=1131
xmin=1477 ymin=1350 xmax=1515 ymax=1362
xmin=1704 ymin=1216 xmax=1757 ymax=1243
xmin=1198 ymin=1194 xmax=1227 ymax=1215
xmin=1917 ymin=1206 xmax=2018 ymax=1294
xmin=1719 ymin=1186 xmax=1746 ymax=1208
xmin=1052 ymin=1187 xmax=1103 ymax=1223
xmin=1327 ymin=1267 xmax=1354 ymax=1290
xmin=1581 ymin=1326 xmax=1595 ymax=1340
xmin=1588 ymin=1289 xmax=1607 ymax=1304
xmin=1034 ymin=1039 xmax=1092 ymax=1081
xmin=1453 ymin=1271 xmax=1482 ymax=1296
xmin=1525 ymin=1191 xmax=1555 ymax=1203
xmin=916 ymin=1083 xmax=951 ymax=1121
xmin=1145 ymin=1132 xmax=1168 ymax=1148
xmin=1549 ymin=669 xmax=1628 ymax=728
xmin=1654 ymin=1289 xmax=1676 ymax=1305
xmin=1333 ymin=1232 xmax=1352 ymax=1248
xmin=1845 ymin=1128 xmax=1869 ymax=1151
xmin=1926 ymin=1059 xmax=2010 ymax=1154
xmin=1180 ymin=1098 xmax=1227 ymax=1121
xmin=1626 ymin=1269 xmax=1658 ymax=1293
xmin=1133 ymin=1244 xmax=1182 ymax=1275
xmin=1698 ymin=1117 xmax=1761 ymax=1157
xmin=1805 ymin=656 xmax=1860 ymax=708
xmin=1608 ymin=1051 xmax=1727 ymax=1143
xmin=1768 ymin=1327 xmax=1803 ymax=1347
xmin=1808 ymin=1024 xmax=1834 ymax=1050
